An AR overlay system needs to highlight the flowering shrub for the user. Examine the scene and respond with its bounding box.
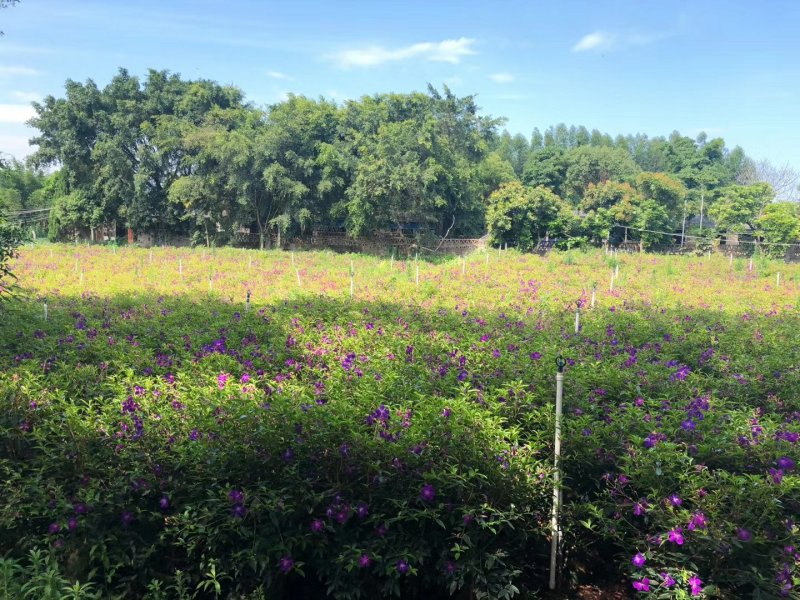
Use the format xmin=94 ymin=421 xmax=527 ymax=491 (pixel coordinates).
xmin=0 ymin=246 xmax=798 ymax=598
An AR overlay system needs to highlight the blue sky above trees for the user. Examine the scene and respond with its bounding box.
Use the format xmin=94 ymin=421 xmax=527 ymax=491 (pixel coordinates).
xmin=1 ymin=0 xmax=798 ymax=171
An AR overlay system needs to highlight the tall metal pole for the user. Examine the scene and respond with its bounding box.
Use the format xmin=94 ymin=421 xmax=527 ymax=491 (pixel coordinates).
xmin=549 ymin=356 xmax=566 ymax=590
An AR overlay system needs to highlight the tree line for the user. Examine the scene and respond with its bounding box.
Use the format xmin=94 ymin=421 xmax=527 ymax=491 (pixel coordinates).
xmin=2 ymin=68 xmax=799 ymax=251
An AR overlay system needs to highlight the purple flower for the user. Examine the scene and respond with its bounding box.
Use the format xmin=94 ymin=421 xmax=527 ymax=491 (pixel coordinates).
xmin=737 ymin=528 xmax=752 ymax=542
xmin=310 ymin=519 xmax=325 ymax=533
xmin=661 ymin=573 xmax=676 ymax=588
xmin=668 ymin=527 xmax=684 ymax=545
xmin=73 ymin=502 xmax=87 ymax=515
xmin=632 ymin=577 xmax=650 ymax=592
xmin=633 ymin=500 xmax=648 ymax=516
xmin=279 ymin=556 xmax=294 ymax=573
xmin=356 ymin=502 xmax=369 ymax=519
xmin=688 ymin=574 xmax=703 ymax=596
xmin=396 ymin=559 xmax=410 ymax=574
xmin=769 ymin=468 xmax=784 ymax=485
xmin=420 ymin=483 xmax=436 ymax=503
xmin=530 ymin=352 xmax=542 ymax=360
xmin=217 ymin=373 xmax=228 ymax=389
xmin=228 ymin=489 xmax=244 ymax=503
xmin=777 ymin=456 xmax=796 ymax=471
xmin=668 ymin=493 xmax=682 ymax=507
xmin=231 ymin=504 xmax=247 ymax=518
xmin=688 ymin=512 xmax=708 ymax=531
xmin=120 ymin=511 xmax=134 ymax=526
xmin=442 ymin=407 xmax=452 ymax=418
xmin=159 ymin=496 xmax=170 ymax=510
xmin=67 ymin=517 xmax=78 ymax=532
xmin=358 ymin=554 xmax=371 ymax=568
xmin=632 ymin=552 xmax=646 ymax=568
xmin=48 ymin=522 xmax=61 ymax=535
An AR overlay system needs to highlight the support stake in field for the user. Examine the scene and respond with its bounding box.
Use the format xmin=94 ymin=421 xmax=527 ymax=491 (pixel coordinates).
xmin=43 ymin=300 xmax=48 ymax=321
xmin=246 ymin=290 xmax=251 ymax=312
xmin=549 ymin=355 xmax=566 ymax=591
xmin=590 ymin=284 xmax=596 ymax=309
xmin=777 ymin=272 xmax=781 ymax=287
xmin=350 ymin=260 xmax=354 ymax=299
xmin=574 ymin=303 xmax=581 ymax=334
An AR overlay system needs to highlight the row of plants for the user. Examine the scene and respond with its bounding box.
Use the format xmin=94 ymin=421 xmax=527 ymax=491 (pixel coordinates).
xmin=0 ymin=246 xmax=798 ymax=598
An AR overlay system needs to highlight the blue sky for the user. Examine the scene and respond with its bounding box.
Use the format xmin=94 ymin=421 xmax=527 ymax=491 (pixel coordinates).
xmin=1 ymin=0 xmax=799 ymax=172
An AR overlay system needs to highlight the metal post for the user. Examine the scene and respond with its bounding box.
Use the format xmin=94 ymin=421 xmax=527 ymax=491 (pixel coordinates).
xmin=590 ymin=285 xmax=596 ymax=309
xmin=574 ymin=304 xmax=581 ymax=334
xmin=43 ymin=300 xmax=48 ymax=321
xmin=549 ymin=356 xmax=566 ymax=590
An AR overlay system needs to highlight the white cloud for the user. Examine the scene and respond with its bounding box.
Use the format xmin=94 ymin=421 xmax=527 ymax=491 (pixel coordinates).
xmin=0 ymin=134 xmax=35 ymax=160
xmin=443 ymin=75 xmax=463 ymax=86
xmin=267 ymin=70 xmax=291 ymax=80
xmin=10 ymin=91 xmax=41 ymax=102
xmin=573 ymin=30 xmax=673 ymax=53
xmin=0 ymin=104 xmax=36 ymax=123
xmin=328 ymin=37 xmax=476 ymax=68
xmin=489 ymin=72 xmax=514 ymax=84
xmin=0 ymin=66 xmax=40 ymax=76
xmin=572 ymin=31 xmax=616 ymax=52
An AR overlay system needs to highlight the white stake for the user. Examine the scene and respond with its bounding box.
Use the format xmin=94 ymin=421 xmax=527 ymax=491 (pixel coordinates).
xmin=43 ymin=301 xmax=48 ymax=321
xmin=295 ymin=267 xmax=302 ymax=287
xmin=590 ymin=286 xmax=596 ymax=309
xmin=614 ymin=264 xmax=619 ymax=278
xmin=80 ymin=270 xmax=84 ymax=286
xmin=574 ymin=306 xmax=581 ymax=334
xmin=416 ymin=262 xmax=420 ymax=287
xmin=749 ymin=258 xmax=753 ymax=272
xmin=777 ymin=272 xmax=781 ymax=286
xmin=729 ymin=253 xmax=733 ymax=265
xmin=549 ymin=356 xmax=566 ymax=590
xmin=610 ymin=270 xmax=615 ymax=292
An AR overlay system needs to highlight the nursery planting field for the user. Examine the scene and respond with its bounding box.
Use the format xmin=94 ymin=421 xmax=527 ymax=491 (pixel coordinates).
xmin=1 ymin=245 xmax=799 ymax=599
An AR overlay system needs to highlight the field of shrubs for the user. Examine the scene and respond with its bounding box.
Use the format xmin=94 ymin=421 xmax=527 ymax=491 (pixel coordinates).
xmin=1 ymin=245 xmax=798 ymax=599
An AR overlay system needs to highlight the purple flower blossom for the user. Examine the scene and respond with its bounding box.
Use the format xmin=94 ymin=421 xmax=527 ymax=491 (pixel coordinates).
xmin=632 ymin=552 xmax=646 ymax=568
xmin=668 ymin=527 xmax=684 ymax=545
xmin=279 ymin=556 xmax=294 ymax=573
xmin=688 ymin=574 xmax=703 ymax=596
xmin=396 ymin=559 xmax=410 ymax=574
xmin=688 ymin=512 xmax=708 ymax=531
xmin=228 ymin=489 xmax=244 ymax=503
xmin=737 ymin=528 xmax=752 ymax=542
xmin=661 ymin=573 xmax=676 ymax=588
xmin=159 ymin=496 xmax=170 ymax=510
xmin=217 ymin=373 xmax=228 ymax=389
xmin=310 ymin=519 xmax=325 ymax=533
xmin=420 ymin=483 xmax=436 ymax=502
xmin=668 ymin=493 xmax=682 ymax=507
xmin=356 ymin=502 xmax=369 ymax=519
xmin=48 ymin=522 xmax=60 ymax=535
xmin=632 ymin=577 xmax=650 ymax=592
xmin=67 ymin=517 xmax=78 ymax=532
xmin=120 ymin=511 xmax=134 ymax=526
xmin=231 ymin=504 xmax=247 ymax=518
xmin=358 ymin=554 xmax=371 ymax=568
xmin=777 ymin=456 xmax=795 ymax=471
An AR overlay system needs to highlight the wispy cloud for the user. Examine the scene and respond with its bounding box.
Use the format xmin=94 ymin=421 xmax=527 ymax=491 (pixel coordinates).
xmin=266 ymin=70 xmax=291 ymax=80
xmin=0 ymin=66 xmax=41 ymax=76
xmin=10 ymin=91 xmax=41 ymax=102
xmin=572 ymin=31 xmax=616 ymax=52
xmin=572 ymin=30 xmax=672 ymax=53
xmin=443 ymin=75 xmax=463 ymax=87
xmin=0 ymin=103 xmax=36 ymax=123
xmin=328 ymin=37 xmax=476 ymax=68
xmin=489 ymin=72 xmax=514 ymax=84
